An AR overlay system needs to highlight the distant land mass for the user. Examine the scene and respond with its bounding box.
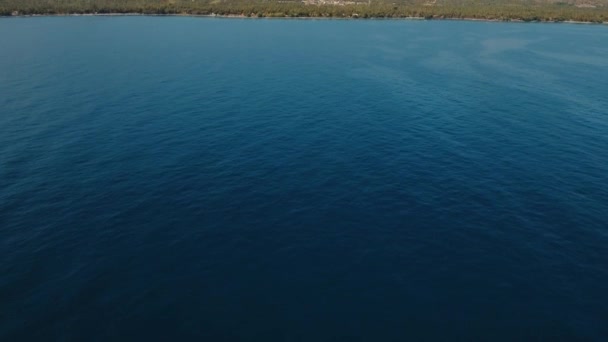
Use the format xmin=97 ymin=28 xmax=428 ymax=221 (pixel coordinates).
xmin=1 ymin=0 xmax=607 ymax=22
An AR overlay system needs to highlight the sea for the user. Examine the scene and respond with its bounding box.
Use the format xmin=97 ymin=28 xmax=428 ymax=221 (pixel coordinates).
xmin=1 ymin=17 xmax=607 ymax=341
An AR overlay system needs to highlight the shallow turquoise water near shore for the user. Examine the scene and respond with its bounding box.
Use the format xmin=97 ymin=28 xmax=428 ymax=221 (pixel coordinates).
xmin=1 ymin=17 xmax=607 ymax=340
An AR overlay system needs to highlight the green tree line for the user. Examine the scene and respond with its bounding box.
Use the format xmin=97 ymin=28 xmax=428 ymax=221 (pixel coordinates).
xmin=0 ymin=0 xmax=606 ymax=22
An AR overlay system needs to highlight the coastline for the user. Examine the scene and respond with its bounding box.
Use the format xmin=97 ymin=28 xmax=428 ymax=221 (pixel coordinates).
xmin=2 ymin=12 xmax=607 ymax=25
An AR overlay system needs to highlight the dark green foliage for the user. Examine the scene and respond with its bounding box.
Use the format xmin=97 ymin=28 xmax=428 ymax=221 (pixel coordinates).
xmin=0 ymin=0 xmax=606 ymax=22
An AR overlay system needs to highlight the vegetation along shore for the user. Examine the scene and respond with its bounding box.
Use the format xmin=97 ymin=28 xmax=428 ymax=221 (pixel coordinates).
xmin=1 ymin=0 xmax=607 ymax=23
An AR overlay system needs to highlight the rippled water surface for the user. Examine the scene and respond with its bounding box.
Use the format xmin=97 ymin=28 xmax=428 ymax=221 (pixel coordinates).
xmin=1 ymin=17 xmax=607 ymax=340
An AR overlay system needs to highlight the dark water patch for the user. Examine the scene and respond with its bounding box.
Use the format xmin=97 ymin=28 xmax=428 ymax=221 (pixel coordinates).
xmin=1 ymin=17 xmax=607 ymax=341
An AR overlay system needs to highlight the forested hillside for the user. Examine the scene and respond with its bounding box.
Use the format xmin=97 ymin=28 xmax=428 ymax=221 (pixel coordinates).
xmin=1 ymin=0 xmax=607 ymax=22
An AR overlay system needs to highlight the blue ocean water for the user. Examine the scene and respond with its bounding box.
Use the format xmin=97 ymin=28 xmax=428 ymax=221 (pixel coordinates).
xmin=1 ymin=17 xmax=607 ymax=340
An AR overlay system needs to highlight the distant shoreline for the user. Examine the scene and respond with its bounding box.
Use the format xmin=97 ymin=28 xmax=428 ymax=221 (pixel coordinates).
xmin=2 ymin=13 xmax=607 ymax=25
